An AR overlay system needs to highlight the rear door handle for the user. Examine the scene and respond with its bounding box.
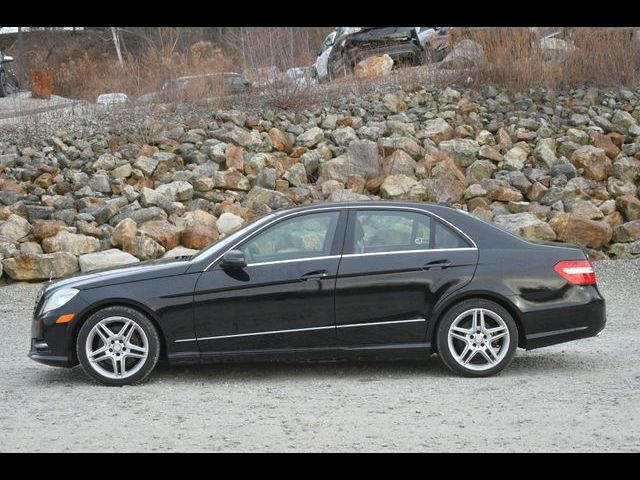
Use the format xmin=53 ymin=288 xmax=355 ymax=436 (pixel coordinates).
xmin=301 ymin=269 xmax=329 ymax=281
xmin=423 ymin=259 xmax=452 ymax=270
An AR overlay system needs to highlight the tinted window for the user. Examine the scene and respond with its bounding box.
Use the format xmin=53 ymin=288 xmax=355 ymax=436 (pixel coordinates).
xmin=433 ymin=221 xmax=469 ymax=249
xmin=352 ymin=210 xmax=469 ymax=253
xmin=241 ymin=212 xmax=339 ymax=264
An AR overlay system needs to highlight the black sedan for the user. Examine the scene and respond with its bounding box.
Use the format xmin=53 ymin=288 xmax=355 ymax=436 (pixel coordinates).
xmin=29 ymin=201 xmax=606 ymax=385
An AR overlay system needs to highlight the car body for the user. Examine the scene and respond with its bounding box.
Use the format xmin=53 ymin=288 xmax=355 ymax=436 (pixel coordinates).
xmin=0 ymin=51 xmax=20 ymax=97
xmin=136 ymin=72 xmax=250 ymax=104
xmin=315 ymin=30 xmax=337 ymax=82
xmin=327 ymin=27 xmax=425 ymax=79
xmin=96 ymin=93 xmax=130 ymax=106
xmin=415 ymin=27 xmax=439 ymax=48
xmin=29 ymin=201 xmax=606 ymax=385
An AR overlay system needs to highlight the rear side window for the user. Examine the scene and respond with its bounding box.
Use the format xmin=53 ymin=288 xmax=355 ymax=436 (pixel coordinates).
xmin=351 ymin=210 xmax=469 ymax=254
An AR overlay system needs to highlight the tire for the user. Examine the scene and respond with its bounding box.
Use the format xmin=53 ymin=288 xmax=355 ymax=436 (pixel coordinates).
xmin=0 ymin=73 xmax=7 ymax=97
xmin=436 ymin=299 xmax=518 ymax=377
xmin=76 ymin=306 xmax=161 ymax=386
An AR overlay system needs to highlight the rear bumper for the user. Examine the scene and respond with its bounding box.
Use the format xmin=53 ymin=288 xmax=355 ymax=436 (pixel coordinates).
xmin=512 ymin=285 xmax=606 ymax=350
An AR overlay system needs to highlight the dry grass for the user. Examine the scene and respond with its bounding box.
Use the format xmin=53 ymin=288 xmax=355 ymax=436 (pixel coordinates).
xmin=465 ymin=27 xmax=640 ymax=90
xmin=4 ymin=27 xmax=639 ymax=110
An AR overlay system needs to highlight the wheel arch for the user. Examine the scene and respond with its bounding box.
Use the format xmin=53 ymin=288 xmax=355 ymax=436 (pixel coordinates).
xmin=428 ymin=291 xmax=527 ymax=351
xmin=68 ymin=298 xmax=168 ymax=365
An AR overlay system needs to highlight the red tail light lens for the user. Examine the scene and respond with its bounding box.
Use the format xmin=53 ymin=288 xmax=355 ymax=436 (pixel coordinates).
xmin=553 ymin=260 xmax=596 ymax=285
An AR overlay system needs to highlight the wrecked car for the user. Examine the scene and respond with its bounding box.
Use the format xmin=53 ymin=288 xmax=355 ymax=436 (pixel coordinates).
xmin=0 ymin=51 xmax=20 ymax=97
xmin=314 ymin=29 xmax=336 ymax=83
xmin=327 ymin=27 xmax=424 ymax=79
xmin=137 ymin=72 xmax=250 ymax=104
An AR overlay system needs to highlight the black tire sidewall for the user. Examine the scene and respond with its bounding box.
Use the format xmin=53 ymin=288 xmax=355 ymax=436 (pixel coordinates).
xmin=437 ymin=299 xmax=518 ymax=377
xmin=76 ymin=306 xmax=160 ymax=386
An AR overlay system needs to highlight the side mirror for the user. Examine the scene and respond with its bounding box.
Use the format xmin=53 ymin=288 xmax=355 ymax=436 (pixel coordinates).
xmin=221 ymin=250 xmax=246 ymax=269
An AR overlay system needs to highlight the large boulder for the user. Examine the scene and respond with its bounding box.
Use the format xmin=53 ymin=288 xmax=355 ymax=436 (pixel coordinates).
xmin=78 ymin=249 xmax=140 ymax=273
xmin=570 ymin=146 xmax=611 ymax=181
xmin=423 ymin=118 xmax=454 ymax=144
xmin=438 ymin=139 xmax=480 ymax=168
xmin=181 ymin=225 xmax=219 ymax=250
xmin=42 ymin=231 xmax=101 ymax=256
xmin=2 ymin=252 xmax=79 ymax=280
xmin=439 ymin=39 xmax=484 ymax=69
xmin=123 ymin=236 xmax=166 ymax=260
xmin=493 ymin=213 xmax=556 ymax=242
xmin=296 ymin=127 xmax=324 ymax=148
xmin=616 ymin=195 xmax=640 ymax=221
xmin=549 ymin=213 xmax=612 ymax=248
xmin=216 ymin=212 xmax=245 ymax=235
xmin=111 ymin=218 xmax=138 ymax=247
xmin=354 ymin=54 xmax=394 ymax=80
xmin=155 ymin=181 xmax=194 ymax=202
xmin=612 ymin=220 xmax=640 ymax=243
xmin=242 ymin=187 xmax=293 ymax=211
xmin=380 ymin=174 xmax=422 ymax=199
xmin=138 ymin=220 xmax=182 ymax=250
xmin=0 ymin=214 xmax=32 ymax=242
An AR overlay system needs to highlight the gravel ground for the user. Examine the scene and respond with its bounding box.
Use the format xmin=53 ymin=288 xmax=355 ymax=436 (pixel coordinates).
xmin=0 ymin=259 xmax=639 ymax=452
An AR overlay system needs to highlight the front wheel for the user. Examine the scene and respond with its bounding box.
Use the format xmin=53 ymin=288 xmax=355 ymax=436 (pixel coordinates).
xmin=437 ymin=299 xmax=518 ymax=377
xmin=76 ymin=306 xmax=161 ymax=386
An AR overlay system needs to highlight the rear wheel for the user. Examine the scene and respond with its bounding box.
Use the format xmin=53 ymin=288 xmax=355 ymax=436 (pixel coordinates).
xmin=76 ymin=306 xmax=160 ymax=386
xmin=437 ymin=299 xmax=518 ymax=377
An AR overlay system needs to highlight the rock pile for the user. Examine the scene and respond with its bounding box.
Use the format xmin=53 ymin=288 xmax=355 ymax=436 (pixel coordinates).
xmin=1 ymin=84 xmax=640 ymax=281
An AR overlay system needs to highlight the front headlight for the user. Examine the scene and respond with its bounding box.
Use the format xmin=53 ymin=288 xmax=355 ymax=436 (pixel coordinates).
xmin=41 ymin=288 xmax=79 ymax=314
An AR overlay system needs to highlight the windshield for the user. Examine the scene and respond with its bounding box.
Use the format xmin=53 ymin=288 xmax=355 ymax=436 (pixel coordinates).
xmin=189 ymin=212 xmax=276 ymax=262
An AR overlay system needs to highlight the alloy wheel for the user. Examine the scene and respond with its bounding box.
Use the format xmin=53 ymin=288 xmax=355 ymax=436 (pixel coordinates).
xmin=85 ymin=316 xmax=149 ymax=380
xmin=447 ymin=308 xmax=511 ymax=371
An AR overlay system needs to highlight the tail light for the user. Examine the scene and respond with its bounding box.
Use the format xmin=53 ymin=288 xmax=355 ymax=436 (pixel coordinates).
xmin=553 ymin=260 xmax=596 ymax=285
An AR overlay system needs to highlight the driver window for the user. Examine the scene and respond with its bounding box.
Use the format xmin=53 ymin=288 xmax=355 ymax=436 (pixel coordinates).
xmin=241 ymin=212 xmax=340 ymax=264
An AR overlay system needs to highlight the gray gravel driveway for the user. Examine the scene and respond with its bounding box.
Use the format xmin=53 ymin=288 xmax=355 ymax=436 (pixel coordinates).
xmin=1 ymin=259 xmax=639 ymax=452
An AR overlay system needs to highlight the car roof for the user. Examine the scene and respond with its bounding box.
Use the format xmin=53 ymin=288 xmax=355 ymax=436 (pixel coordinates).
xmin=270 ymin=200 xmax=457 ymax=217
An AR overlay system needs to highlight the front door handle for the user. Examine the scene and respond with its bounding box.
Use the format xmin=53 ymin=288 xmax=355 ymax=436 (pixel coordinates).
xmin=423 ymin=259 xmax=452 ymax=270
xmin=301 ymin=269 xmax=329 ymax=281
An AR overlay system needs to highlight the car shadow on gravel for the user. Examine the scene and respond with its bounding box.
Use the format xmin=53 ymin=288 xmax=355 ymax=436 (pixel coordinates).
xmin=32 ymin=351 xmax=602 ymax=386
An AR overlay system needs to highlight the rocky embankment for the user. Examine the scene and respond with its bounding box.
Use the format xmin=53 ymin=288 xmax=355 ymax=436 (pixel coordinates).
xmin=1 ymin=85 xmax=640 ymax=281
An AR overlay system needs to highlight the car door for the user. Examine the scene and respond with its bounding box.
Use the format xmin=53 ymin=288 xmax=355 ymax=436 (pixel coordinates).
xmin=193 ymin=210 xmax=347 ymax=356
xmin=335 ymin=208 xmax=478 ymax=347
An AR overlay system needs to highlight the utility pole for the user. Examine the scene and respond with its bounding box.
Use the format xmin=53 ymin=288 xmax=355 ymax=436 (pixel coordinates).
xmin=18 ymin=26 xmax=24 ymax=85
xmin=111 ymin=27 xmax=124 ymax=66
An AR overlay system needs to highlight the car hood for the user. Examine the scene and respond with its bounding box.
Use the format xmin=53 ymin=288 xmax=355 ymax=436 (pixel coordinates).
xmin=346 ymin=27 xmax=417 ymax=43
xmin=43 ymin=257 xmax=192 ymax=293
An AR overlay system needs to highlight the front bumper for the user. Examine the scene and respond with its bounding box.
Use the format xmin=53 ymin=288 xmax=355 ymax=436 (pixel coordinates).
xmin=28 ymin=290 xmax=87 ymax=368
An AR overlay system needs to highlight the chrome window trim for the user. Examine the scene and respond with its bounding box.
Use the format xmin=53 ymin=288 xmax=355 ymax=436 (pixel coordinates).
xmin=174 ymin=318 xmax=427 ymax=343
xmin=342 ymin=247 xmax=477 ymax=259
xmin=201 ymin=204 xmax=478 ymax=272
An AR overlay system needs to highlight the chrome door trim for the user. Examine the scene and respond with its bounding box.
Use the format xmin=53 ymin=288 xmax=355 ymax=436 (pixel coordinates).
xmin=174 ymin=325 xmax=336 ymax=343
xmin=336 ymin=318 xmax=427 ymax=329
xmin=246 ymin=255 xmax=341 ymax=268
xmin=174 ymin=318 xmax=427 ymax=343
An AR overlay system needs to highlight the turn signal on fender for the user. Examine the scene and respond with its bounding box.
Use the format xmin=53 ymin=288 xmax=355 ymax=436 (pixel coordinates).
xmin=553 ymin=260 xmax=596 ymax=286
xmin=55 ymin=314 xmax=75 ymax=324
